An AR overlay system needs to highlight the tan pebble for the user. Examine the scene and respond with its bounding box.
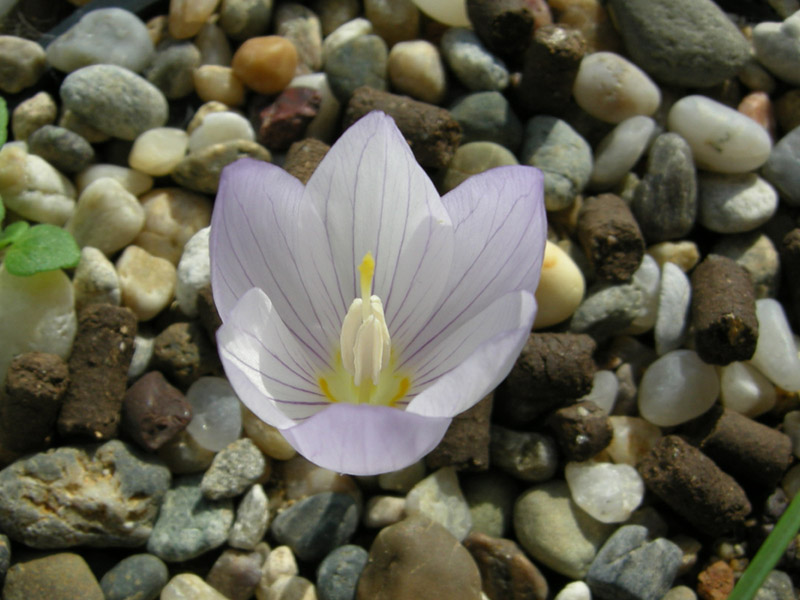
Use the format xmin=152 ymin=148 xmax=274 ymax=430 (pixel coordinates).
xmin=552 ymin=0 xmax=622 ymax=53
xmin=365 ymin=0 xmax=420 ymax=47
xmin=697 ymin=560 xmax=734 ymax=600
xmin=75 ymin=164 xmax=153 ymax=196
xmin=605 ymin=416 xmax=661 ymax=466
xmin=0 ymin=35 xmax=47 ymax=94
xmin=264 ymin=575 xmax=316 ymax=600
xmin=11 ymin=91 xmax=57 ymax=141
xmin=129 ymin=127 xmax=189 ymax=176
xmin=260 ymin=546 xmax=299 ymax=588
xmin=146 ymin=14 xmax=169 ymax=46
xmin=738 ymin=91 xmax=776 ymax=139
xmin=533 ymin=240 xmax=585 ymax=329
xmin=187 ymin=101 xmax=232 ymax=134
xmin=161 ymin=573 xmax=229 ymax=600
xmin=193 ymin=65 xmax=246 ymax=106
xmin=116 ymin=245 xmax=177 ymax=321
xmin=232 ymin=35 xmax=298 ymax=95
xmin=646 ymin=240 xmax=700 ymax=272
xmin=242 ymin=406 xmax=297 ymax=460
xmin=387 ymin=40 xmax=446 ymax=104
xmin=168 ymin=0 xmax=220 ymax=39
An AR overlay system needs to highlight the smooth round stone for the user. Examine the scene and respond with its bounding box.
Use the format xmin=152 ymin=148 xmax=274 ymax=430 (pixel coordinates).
xmin=11 ymin=91 xmax=57 ymax=141
xmin=763 ymin=125 xmax=800 ymax=206
xmin=534 ymin=240 xmax=585 ymax=329
xmin=232 ymin=35 xmax=298 ymax=95
xmin=45 ymin=8 xmax=154 ymax=74
xmin=60 ymin=64 xmax=169 ymax=141
xmin=288 ymin=73 xmax=341 ymax=142
xmin=193 ymin=65 xmax=246 ymax=106
xmin=569 ymin=282 xmax=643 ymax=341
xmin=440 ymin=28 xmax=509 ymax=91
xmin=719 ymin=361 xmax=777 ymax=417
xmin=73 ymin=246 xmax=122 ymax=311
xmin=411 ymin=0 xmax=470 ymax=27
xmin=228 ymin=484 xmax=270 ymax=550
xmin=579 ymin=370 xmax=619 ymax=414
xmin=145 ymin=42 xmax=201 ymax=99
xmin=387 ymin=40 xmax=446 ymax=104
xmin=555 ymin=581 xmax=592 ymax=600
xmin=185 ymin=377 xmax=243 ymax=452
xmin=750 ymin=298 xmax=800 ymax=391
xmin=573 ymin=52 xmax=660 ymax=123
xmin=365 ymin=0 xmax=419 ymax=46
xmin=280 ymin=456 xmax=362 ymax=507
xmin=162 ymin=573 xmax=230 ymax=600
xmin=3 ymin=553 xmax=104 ymax=600
xmin=647 ymin=241 xmax=700 ymax=272
xmin=405 ymin=466 xmax=472 ymax=541
xmin=276 ymin=3 xmax=324 ymax=71
xmin=667 ymin=95 xmax=772 ymax=173
xmin=200 ymin=438 xmax=267 ymax=501
xmin=0 ymin=266 xmax=76 ymax=388
xmin=590 ymin=116 xmax=657 ymax=188
xmin=449 ymin=91 xmax=523 ymax=150
xmin=219 ymin=0 xmax=275 ymax=41
xmin=189 ymin=111 xmax=255 ymax=153
xmin=0 ymin=35 xmax=47 ymax=94
xmin=196 ymin=22 xmax=233 ymax=66
xmin=565 ymin=461 xmax=645 ymax=523
xmin=441 ymin=142 xmax=518 ymax=192
xmin=753 ymin=12 xmax=800 ymax=86
xmin=100 ymin=553 xmax=169 ymax=600
xmin=242 ymin=406 xmax=297 ymax=460
xmin=157 ymin=430 xmax=216 ymax=475
xmin=363 ymin=495 xmax=406 ymax=529
xmin=59 ymin=107 xmax=111 ymax=144
xmin=713 ymin=231 xmax=779 ymax=299
xmin=638 ymin=349 xmax=719 ymax=427
xmin=316 ymin=544 xmax=369 ymax=600
xmin=0 ymin=144 xmax=76 ymax=225
xmin=27 ymin=125 xmax=94 ymax=174
xmin=698 ymin=172 xmax=778 ymax=233
xmin=605 ymin=416 xmax=662 ymax=466
xmin=76 ymin=163 xmax=153 ymax=196
xmin=176 ymin=227 xmax=210 ymax=318
xmin=172 ymin=139 xmax=272 ymax=194
xmin=322 ymin=18 xmax=373 ymax=62
xmin=654 ymin=261 xmax=691 ymax=355
xmin=66 ymin=177 xmax=146 ymax=255
xmin=116 ymin=245 xmax=177 ymax=321
xmin=324 ymin=34 xmax=388 ymax=102
xmin=168 ymin=0 xmax=219 ymax=39
xmin=521 ymin=116 xmax=592 ymax=210
xmin=129 ymin=127 xmax=189 ymax=176
xmin=514 ymin=481 xmax=614 ymax=578
xmin=627 ymin=254 xmax=661 ymax=334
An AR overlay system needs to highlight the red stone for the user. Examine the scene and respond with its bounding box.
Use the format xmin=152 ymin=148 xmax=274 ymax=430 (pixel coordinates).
xmin=258 ymin=87 xmax=322 ymax=151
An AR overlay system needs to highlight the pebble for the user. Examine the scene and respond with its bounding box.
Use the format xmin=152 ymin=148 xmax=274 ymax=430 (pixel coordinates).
xmin=578 ymin=370 xmax=619 ymax=414
xmin=27 ymin=125 xmax=94 ymax=174
xmin=365 ymin=0 xmax=420 ymax=46
xmin=196 ymin=22 xmax=233 ymax=66
xmin=463 ymin=471 xmax=517 ymax=538
xmin=168 ymin=0 xmax=219 ymax=39
xmin=128 ymin=334 xmax=155 ymax=381
xmin=548 ymin=401 xmax=613 ymax=461
xmin=232 ymin=35 xmax=298 ymax=95
xmin=490 ymin=425 xmax=559 ymax=482
xmin=316 ymin=544 xmax=369 ymax=600
xmin=193 ymin=65 xmax=247 ymax=106
xmin=605 ymin=416 xmax=662 ymax=466
xmin=288 ymin=73 xmax=341 ymax=142
xmin=67 ymin=177 xmax=146 ymax=255
xmin=774 ymin=89 xmax=800 ymax=132
xmin=738 ymin=91 xmax=776 ymax=138
xmin=275 ymin=3 xmax=324 ymax=71
xmin=280 ymin=456 xmax=362 ymax=506
xmin=121 ymin=371 xmax=192 ymax=452
xmin=441 ymin=141 xmax=518 ymax=192
xmin=129 ymin=127 xmax=188 ymax=177
xmin=753 ymin=11 xmax=800 ymax=86
xmin=750 ymin=298 xmax=800 ymax=391
xmin=0 ymin=144 xmax=76 ymax=225
xmin=713 ymin=231 xmax=780 ymax=299
xmin=665 ymin=587 xmax=698 ymax=600
xmin=322 ymin=17 xmax=373 ymax=61
xmin=357 ymin=514 xmax=482 ymax=599
xmin=647 ymin=240 xmax=700 ymax=272
xmin=698 ymin=172 xmax=778 ymax=233
xmin=72 ymin=247 xmax=121 ymax=311
xmin=569 ymin=282 xmax=643 ymax=341
xmin=116 ymin=245 xmax=177 ymax=321
xmin=565 ymin=461 xmax=645 ymax=523
xmin=449 ymin=90 xmax=522 ymax=150
xmin=155 ymin=429 xmax=214 ymax=474
xmin=426 ymin=395 xmax=493 ymax=471
xmin=387 ymin=40 xmax=446 ymax=104
xmin=261 ymin=545 xmax=299 ymax=587
xmin=0 ymin=440 xmax=170 ymax=548
xmin=411 ymin=0 xmax=469 ymax=26
xmin=189 ymin=111 xmax=255 ymax=153
xmin=324 ymin=34 xmax=388 ymax=101
xmin=228 ymin=484 xmax=270 ymax=549
xmin=172 ymin=139 xmax=272 ymax=194
xmin=152 ymin=320 xmax=222 ymax=387
xmin=145 ymin=42 xmax=201 ymax=100
xmin=135 ymin=187 xmax=212 ymax=265
xmin=784 ymin=412 xmax=800 ymax=458
xmin=60 ymin=108 xmax=111 ymax=144
xmin=586 ymin=525 xmax=683 ymax=600
xmin=161 ymin=573 xmax=229 ymax=600
xmin=3 ymin=553 xmax=104 ymax=600
xmin=514 ymin=481 xmax=614 ymax=579
xmin=11 ymin=91 xmax=57 ymax=141
xmin=720 ymin=361 xmax=777 ymax=417
xmin=554 ymin=581 xmax=592 ymax=600
xmin=201 ymin=438 xmax=267 ymax=500
xmin=405 ymin=466 xmax=473 ymax=541
xmin=218 ymin=0 xmax=274 ymax=41
xmin=573 ymin=52 xmax=661 ymax=124
xmin=263 ymin=575 xmax=318 ymax=600
xmin=533 ymin=241 xmax=586 ymax=329
xmin=60 ymin=64 xmax=169 ymax=141
xmin=590 ymin=116 xmax=657 ymax=189
xmin=45 ymin=8 xmax=154 ymax=74
xmin=378 ymin=461 xmax=426 ymax=494
xmin=607 ymin=0 xmax=751 ymax=87
xmin=521 ymin=116 xmax=592 ymax=211
xmin=175 ymin=227 xmax=210 ymax=318
xmin=147 ymin=473 xmax=234 ymax=562
xmin=184 ymin=377 xmax=243 ymax=451
xmin=0 ymin=35 xmax=46 ymax=93
xmin=627 ymin=254 xmax=660 ymax=333
xmin=242 ymin=406 xmax=297 ymax=460
xmin=363 ymin=495 xmax=406 ymax=528
xmin=783 ymin=463 xmax=800 ymax=498
xmin=637 ymin=349 xmax=719 ymax=427
xmin=257 ymin=87 xmax=323 ymax=150
xmin=99 ymin=553 xmax=169 ymax=600
xmin=206 ymin=548 xmax=264 ymax=600
xmin=440 ymin=27 xmax=509 ymax=91
xmin=762 ymin=123 xmax=800 ymax=206
xmin=654 ymin=261 xmax=691 ymax=355
xmin=76 ymin=163 xmax=153 ymax=196
xmin=632 ymin=132 xmax=697 ymax=243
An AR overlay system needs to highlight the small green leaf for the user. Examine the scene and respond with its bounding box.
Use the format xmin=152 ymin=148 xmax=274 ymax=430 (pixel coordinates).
xmin=0 ymin=221 xmax=29 ymax=250
xmin=0 ymin=96 xmax=7 ymax=147
xmin=4 ymin=224 xmax=81 ymax=276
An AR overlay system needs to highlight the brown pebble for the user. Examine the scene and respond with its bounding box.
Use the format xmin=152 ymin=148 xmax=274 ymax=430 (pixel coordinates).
xmin=463 ymin=531 xmax=549 ymax=600
xmin=780 ymin=228 xmax=800 ymax=329
xmin=467 ymin=0 xmax=536 ymax=57
xmin=197 ymin=283 xmax=223 ymax=340
xmin=231 ymin=35 xmax=298 ymax=95
xmin=258 ymin=87 xmax=322 ymax=150
xmin=495 ymin=333 xmax=596 ymax=424
xmin=57 ymin=304 xmax=137 ymax=440
xmin=152 ymin=321 xmax=222 ymax=388
xmin=738 ymin=91 xmax=776 ymax=140
xmin=547 ymin=400 xmax=612 ymax=461
xmin=690 ymin=254 xmax=758 ymax=365
xmin=426 ymin=394 xmax=492 ymax=472
xmin=637 ymin=435 xmax=751 ymax=536
xmin=122 ymin=371 xmax=193 ymax=452
xmin=3 ymin=553 xmax=104 ymax=600
xmin=577 ymin=193 xmax=645 ymax=282
xmin=0 ymin=352 xmax=68 ymax=453
xmin=344 ymin=86 xmax=462 ymax=169
xmin=283 ymin=137 xmax=330 ymax=184
xmin=697 ymin=560 xmax=735 ymax=600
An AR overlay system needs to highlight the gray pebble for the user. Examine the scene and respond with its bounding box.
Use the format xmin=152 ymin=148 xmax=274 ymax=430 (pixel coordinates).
xmin=754 ymin=570 xmax=796 ymax=600
xmin=698 ymin=172 xmax=778 ymax=234
xmin=753 ymin=12 xmax=800 ymax=86
xmin=763 ymin=125 xmax=800 ymax=206
xmin=441 ymin=141 xmax=518 ymax=192
xmin=632 ymin=132 xmax=697 ymax=243
xmin=228 ymin=484 xmax=270 ymax=550
xmin=569 ymin=283 xmax=643 ymax=342
xmin=490 ymin=425 xmax=558 ymax=482
xmin=521 ymin=115 xmax=593 ymax=210
xmin=172 ymin=139 xmax=272 ymax=194
xmin=607 ymin=0 xmax=750 ymax=88
xmin=316 ymin=544 xmax=369 ymax=600
xmin=60 ymin=64 xmax=169 ymax=141
xmin=100 ymin=553 xmax=169 ymax=600
xmin=11 ymin=91 xmax=57 ymax=141
xmin=219 ymin=0 xmax=275 ymax=41
xmin=147 ymin=474 xmax=234 ymax=562
xmin=27 ymin=125 xmax=94 ymax=173
xmin=324 ymin=34 xmax=388 ymax=102
xmin=713 ymin=232 xmax=780 ymax=299
xmin=201 ymin=438 xmax=267 ymax=500
xmin=441 ymin=28 xmax=509 ymax=91
xmin=462 ymin=471 xmax=517 ymax=538
xmin=145 ymin=42 xmax=201 ymax=100
xmin=449 ymin=91 xmax=522 ymax=150
xmin=270 ymin=492 xmax=359 ymax=562
xmin=655 ymin=262 xmax=691 ymax=356
xmin=586 ymin=525 xmax=682 ymax=600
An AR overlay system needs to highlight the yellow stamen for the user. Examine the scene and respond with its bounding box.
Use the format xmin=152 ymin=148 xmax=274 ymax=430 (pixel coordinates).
xmin=358 ymin=251 xmax=375 ymax=320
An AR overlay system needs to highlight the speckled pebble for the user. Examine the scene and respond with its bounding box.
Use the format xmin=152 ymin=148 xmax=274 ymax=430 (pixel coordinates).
xmin=228 ymin=484 xmax=270 ymax=550
xmin=316 ymin=544 xmax=369 ymax=600
xmin=569 ymin=282 xmax=643 ymax=342
xmin=201 ymin=438 xmax=267 ymax=500
xmin=11 ymin=91 xmax=57 ymax=141
xmin=3 ymin=553 xmax=104 ymax=600
xmin=698 ymin=172 xmax=778 ymax=233
xmin=100 ymin=553 xmax=169 ymax=600
xmin=324 ymin=34 xmax=388 ymax=102
xmin=27 ymin=125 xmax=94 ymax=174
xmin=440 ymin=28 xmax=509 ymax=91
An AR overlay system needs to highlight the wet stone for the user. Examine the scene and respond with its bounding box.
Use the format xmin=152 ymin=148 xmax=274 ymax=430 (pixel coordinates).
xmin=122 ymin=370 xmax=193 ymax=452
xmin=449 ymin=91 xmax=522 ymax=150
xmin=201 ymin=438 xmax=267 ymax=500
xmin=548 ymin=401 xmax=613 ymax=462
xmin=153 ymin=321 xmax=223 ymax=389
xmin=258 ymin=87 xmax=323 ymax=151
xmin=324 ymin=34 xmax=388 ymax=102
xmin=425 ymin=394 xmax=492 ymax=472
xmin=490 ymin=426 xmax=559 ymax=483
xmin=316 ymin=544 xmax=369 ymax=600
xmin=100 ymin=553 xmax=169 ymax=600
xmin=3 ymin=553 xmax=104 ymax=600
xmin=27 ymin=125 xmax=94 ymax=174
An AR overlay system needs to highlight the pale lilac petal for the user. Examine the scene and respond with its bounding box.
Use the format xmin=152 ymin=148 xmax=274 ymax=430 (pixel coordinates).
xmin=217 ymin=287 xmax=331 ymax=428
xmin=210 ymin=158 xmax=342 ymax=365
xmin=399 ymin=165 xmax=546 ymax=367
xmin=280 ymin=403 xmax=452 ymax=475
xmin=301 ymin=112 xmax=455 ymax=352
xmin=404 ymin=290 xmax=536 ymax=418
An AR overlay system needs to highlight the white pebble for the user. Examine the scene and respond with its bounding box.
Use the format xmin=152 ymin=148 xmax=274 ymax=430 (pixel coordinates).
xmin=749 ymin=298 xmax=800 ymax=391
xmin=176 ymin=226 xmax=210 ymax=318
xmin=554 ymin=581 xmax=592 ymax=600
xmin=573 ymin=52 xmax=661 ymax=124
xmin=667 ymin=95 xmax=772 ymax=173
xmin=127 ymin=333 xmax=154 ymax=380
xmin=719 ymin=361 xmax=776 ymax=417
xmin=188 ymin=111 xmax=255 ymax=153
xmin=590 ymin=116 xmax=658 ymax=188
xmin=263 ymin=575 xmax=317 ymax=600
xmin=579 ymin=370 xmax=619 ymax=414
xmin=638 ymin=350 xmax=719 ymax=427
xmin=288 ymin=73 xmax=340 ymax=143
xmin=116 ymin=245 xmax=176 ymax=321
xmin=627 ymin=253 xmax=660 ymax=334
xmin=161 ymin=574 xmax=229 ymax=600
xmin=129 ymin=127 xmax=189 ymax=176
xmin=534 ymin=241 xmax=586 ymax=329
xmin=654 ymin=262 xmax=691 ymax=355
xmin=387 ymin=40 xmax=447 ymax=104
xmin=606 ymin=416 xmax=662 ymax=466
xmin=185 ymin=377 xmax=243 ymax=452
xmin=565 ymin=461 xmax=644 ymax=523
xmin=405 ymin=466 xmax=472 ymax=541
xmin=363 ymin=495 xmax=406 ymax=528
xmin=261 ymin=545 xmax=299 ymax=587
xmin=228 ymin=484 xmax=270 ymax=550
xmin=698 ymin=172 xmax=778 ymax=233
xmin=73 ymin=246 xmax=121 ymax=311
xmin=783 ymin=411 xmax=800 ymax=459
xmin=410 ymin=0 xmax=470 ymax=27
xmin=75 ymin=163 xmax=153 ymax=196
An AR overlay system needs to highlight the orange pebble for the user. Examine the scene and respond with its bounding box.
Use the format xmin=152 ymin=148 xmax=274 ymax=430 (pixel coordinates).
xmin=232 ymin=36 xmax=298 ymax=96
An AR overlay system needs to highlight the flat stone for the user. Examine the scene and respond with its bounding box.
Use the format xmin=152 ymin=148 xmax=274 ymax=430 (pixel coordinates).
xmin=100 ymin=553 xmax=169 ymax=600
xmin=3 ymin=553 xmax=103 ymax=600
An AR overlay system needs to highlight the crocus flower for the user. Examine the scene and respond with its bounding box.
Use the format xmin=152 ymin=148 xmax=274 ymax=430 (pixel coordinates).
xmin=210 ymin=111 xmax=546 ymax=475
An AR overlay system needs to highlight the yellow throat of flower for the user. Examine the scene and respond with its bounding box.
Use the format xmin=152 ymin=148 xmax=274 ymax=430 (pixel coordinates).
xmin=318 ymin=252 xmax=411 ymax=407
